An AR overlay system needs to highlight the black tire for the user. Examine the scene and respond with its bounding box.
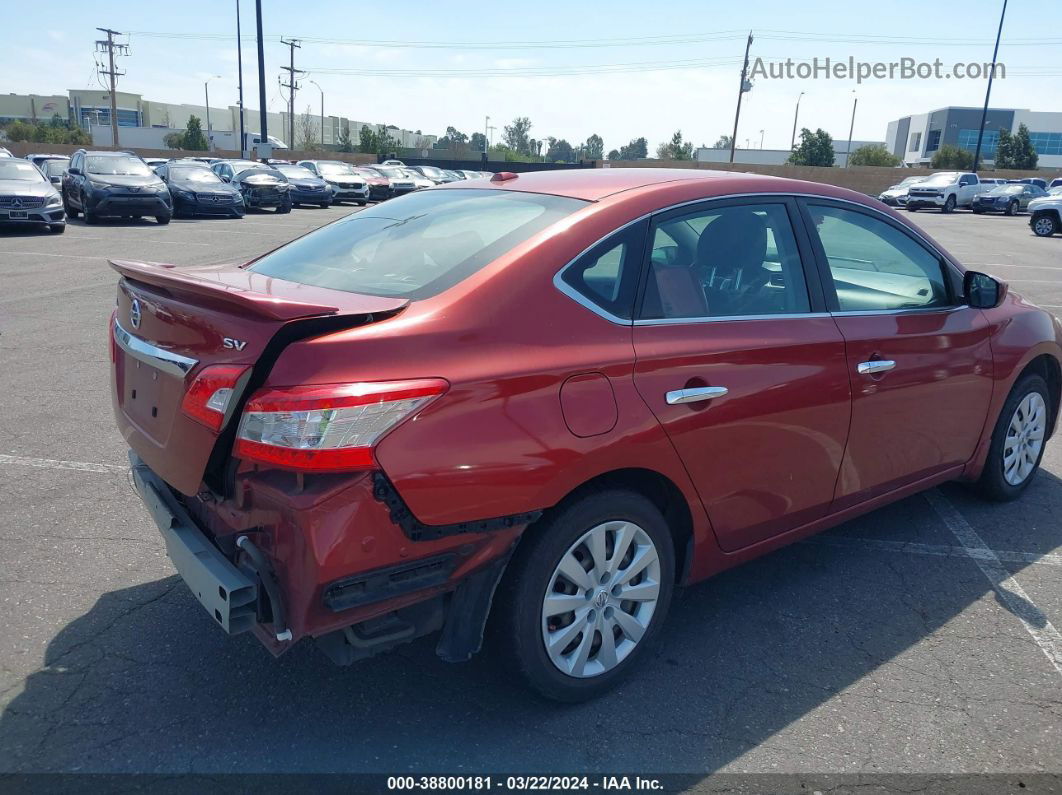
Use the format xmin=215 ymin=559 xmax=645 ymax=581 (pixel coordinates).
xmin=972 ymin=208 xmax=985 ymax=214
xmin=907 ymin=205 xmax=918 ymax=212
xmin=48 ymin=224 xmax=65 ymax=234
xmin=357 ymin=200 xmax=367 ymax=206
xmin=942 ymin=195 xmax=956 ymax=213
xmin=1031 ymin=213 xmax=1057 ymax=237
xmin=491 ymin=489 xmax=675 ymax=702
xmin=63 ymin=193 xmax=79 ymax=218
xmin=976 ymin=374 xmax=1051 ymax=502
xmin=276 ymin=203 xmax=292 ymax=214
xmin=1006 ymin=200 xmax=1018 ymax=217
xmin=155 ymin=213 xmax=171 ymax=225
xmin=83 ymin=204 xmax=99 ymax=225
xmin=319 ymin=202 xmax=331 ymax=209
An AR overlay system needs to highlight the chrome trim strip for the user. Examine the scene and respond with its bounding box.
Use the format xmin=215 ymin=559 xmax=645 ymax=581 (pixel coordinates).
xmin=113 ymin=318 xmax=198 ymax=378
xmin=857 ymin=360 xmax=896 ymax=375
xmin=666 ymin=386 xmax=729 ymax=405
xmin=634 ymin=312 xmax=830 ymax=326
xmin=552 ymin=190 xmax=962 ymax=326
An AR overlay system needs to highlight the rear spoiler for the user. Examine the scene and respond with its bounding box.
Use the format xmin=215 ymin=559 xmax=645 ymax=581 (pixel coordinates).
xmin=109 ymin=259 xmax=407 ymax=321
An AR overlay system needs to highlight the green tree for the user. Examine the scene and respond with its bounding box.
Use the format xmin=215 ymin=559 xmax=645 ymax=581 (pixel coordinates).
xmin=993 ymin=127 xmax=1015 ymax=168
xmin=546 ymin=138 xmax=574 ymax=163
xmin=656 ymin=130 xmax=694 ymax=160
xmin=296 ymin=105 xmax=320 ymax=151
xmin=930 ymin=144 xmax=973 ymax=170
xmin=848 ymin=144 xmax=901 ymax=167
xmin=788 ymin=128 xmax=835 ymax=166
xmin=358 ymin=124 xmax=376 ymax=153
xmin=470 ymin=131 xmax=487 ymax=153
xmin=1010 ymin=123 xmax=1039 ymax=170
xmin=712 ymin=134 xmax=733 ymax=149
xmin=163 ymin=131 xmax=185 ymax=149
xmin=584 ymin=133 xmax=604 ymax=160
xmin=606 ymin=148 xmax=620 ymax=160
xmin=503 ymin=116 xmax=532 ymax=155
xmin=612 ymin=137 xmax=648 ymax=160
xmin=337 ymin=124 xmax=354 ymax=153
xmin=181 ymin=115 xmax=208 ymax=151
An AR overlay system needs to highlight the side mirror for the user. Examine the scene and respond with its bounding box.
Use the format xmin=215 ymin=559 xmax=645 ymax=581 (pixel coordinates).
xmin=964 ymin=271 xmax=1007 ymax=309
xmin=68 ymin=167 xmax=81 ymax=176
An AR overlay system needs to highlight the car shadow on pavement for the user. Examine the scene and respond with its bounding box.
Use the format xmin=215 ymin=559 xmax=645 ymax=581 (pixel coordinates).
xmin=2 ymin=474 xmax=1061 ymax=774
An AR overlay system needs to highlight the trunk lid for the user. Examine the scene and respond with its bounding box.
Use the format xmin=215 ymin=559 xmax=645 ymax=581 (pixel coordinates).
xmin=110 ymin=259 xmax=408 ymax=495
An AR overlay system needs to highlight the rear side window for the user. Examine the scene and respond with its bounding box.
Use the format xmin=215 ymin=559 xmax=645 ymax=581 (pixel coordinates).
xmin=249 ymin=189 xmax=586 ymax=299
xmin=559 ymin=222 xmax=646 ymax=320
xmin=807 ymin=204 xmax=950 ymax=312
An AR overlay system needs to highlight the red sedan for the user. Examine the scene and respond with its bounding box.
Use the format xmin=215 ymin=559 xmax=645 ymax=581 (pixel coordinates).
xmin=109 ymin=168 xmax=1061 ymax=701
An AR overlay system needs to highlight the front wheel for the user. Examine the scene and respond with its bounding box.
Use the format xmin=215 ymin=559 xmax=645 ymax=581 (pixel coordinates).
xmin=977 ymin=374 xmax=1051 ymax=501
xmin=276 ymin=202 xmax=292 ymax=214
xmin=155 ymin=213 xmax=171 ymax=225
xmin=492 ymin=490 xmax=675 ymax=702
xmin=1006 ymin=200 xmax=1019 ymax=217
xmin=1032 ymin=213 xmax=1058 ymax=237
xmin=319 ymin=202 xmax=331 ymax=209
xmin=942 ymin=195 xmax=956 ymax=213
xmin=907 ymin=205 xmax=918 ymax=212
xmin=48 ymin=223 xmax=66 ymax=234
xmin=63 ymin=194 xmax=79 ymax=218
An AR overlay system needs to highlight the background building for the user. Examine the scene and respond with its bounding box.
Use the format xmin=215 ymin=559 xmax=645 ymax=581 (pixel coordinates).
xmin=695 ymin=140 xmax=884 ymax=167
xmin=886 ymin=107 xmax=1062 ymax=168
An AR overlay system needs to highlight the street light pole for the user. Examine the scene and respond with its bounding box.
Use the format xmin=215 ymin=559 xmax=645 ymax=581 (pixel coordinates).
xmin=845 ymin=91 xmax=858 ymax=168
xmin=973 ymin=0 xmax=1009 ymax=172
xmin=254 ymin=0 xmax=268 ymax=161
xmin=204 ymin=76 xmax=221 ymax=150
xmin=759 ymin=129 xmax=765 ymax=149
xmin=308 ymin=79 xmax=324 ymax=146
xmin=236 ymin=0 xmax=246 ymax=157
xmin=790 ymin=91 xmax=804 ymax=150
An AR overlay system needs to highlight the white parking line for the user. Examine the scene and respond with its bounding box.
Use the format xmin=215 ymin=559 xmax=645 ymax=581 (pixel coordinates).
xmin=0 ymin=250 xmax=100 ymax=259
xmin=804 ymin=534 xmax=1062 ymax=567
xmin=925 ymin=490 xmax=1062 ymax=678
xmin=0 ymin=454 xmax=126 ymax=474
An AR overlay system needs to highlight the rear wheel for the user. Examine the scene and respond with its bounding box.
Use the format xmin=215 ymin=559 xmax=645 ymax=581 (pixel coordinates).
xmin=276 ymin=202 xmax=292 ymax=214
xmin=942 ymin=195 xmax=956 ymax=213
xmin=1006 ymin=200 xmax=1019 ymax=216
xmin=319 ymin=202 xmax=330 ymax=209
xmin=907 ymin=205 xmax=918 ymax=212
xmin=977 ymin=374 xmax=1050 ymax=501
xmin=492 ymin=490 xmax=674 ymax=702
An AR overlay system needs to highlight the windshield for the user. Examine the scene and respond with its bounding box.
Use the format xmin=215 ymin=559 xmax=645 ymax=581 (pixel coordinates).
xmin=354 ymin=169 xmax=381 ymax=179
xmin=86 ymin=156 xmax=152 ymax=176
xmin=43 ymin=160 xmax=70 ymax=177
xmin=318 ymin=163 xmax=355 ymax=176
xmin=990 ymin=185 xmax=1024 ymax=195
xmin=418 ymin=166 xmax=443 ymax=178
xmin=173 ymin=167 xmax=223 ymax=184
xmin=919 ymin=173 xmax=960 ymax=187
xmin=0 ymin=160 xmax=47 ymax=182
xmin=275 ymin=165 xmax=316 ymax=179
xmin=372 ymin=166 xmax=405 ymax=178
xmin=897 ymin=177 xmax=924 ymax=187
xmin=248 ymin=189 xmax=587 ymax=299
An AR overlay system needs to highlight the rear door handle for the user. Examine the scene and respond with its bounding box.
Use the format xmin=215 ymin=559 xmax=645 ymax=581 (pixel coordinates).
xmin=857 ymin=359 xmax=896 ymax=375
xmin=666 ymin=386 xmax=729 ymax=405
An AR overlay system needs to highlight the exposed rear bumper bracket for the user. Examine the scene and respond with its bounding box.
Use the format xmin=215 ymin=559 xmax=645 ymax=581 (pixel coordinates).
xmin=371 ymin=472 xmax=542 ymax=542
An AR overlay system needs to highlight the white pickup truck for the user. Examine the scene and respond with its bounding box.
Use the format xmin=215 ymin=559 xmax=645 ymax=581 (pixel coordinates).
xmin=906 ymin=171 xmax=981 ymax=213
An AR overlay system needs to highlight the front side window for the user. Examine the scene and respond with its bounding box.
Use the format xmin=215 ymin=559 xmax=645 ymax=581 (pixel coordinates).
xmin=639 ymin=203 xmax=811 ymax=320
xmin=807 ymin=204 xmax=950 ymax=312
xmin=249 ymin=188 xmax=586 ymax=299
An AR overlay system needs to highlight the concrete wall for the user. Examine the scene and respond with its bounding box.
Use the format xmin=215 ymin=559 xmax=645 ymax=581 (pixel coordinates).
xmin=0 ymin=93 xmax=69 ymax=123
xmin=599 ymin=159 xmax=1062 ymax=197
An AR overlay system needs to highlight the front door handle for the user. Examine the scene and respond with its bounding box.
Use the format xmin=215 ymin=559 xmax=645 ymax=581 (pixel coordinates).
xmin=857 ymin=359 xmax=896 ymax=375
xmin=666 ymin=386 xmax=729 ymax=405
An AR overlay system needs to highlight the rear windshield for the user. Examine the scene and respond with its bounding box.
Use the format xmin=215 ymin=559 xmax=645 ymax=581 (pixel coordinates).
xmin=248 ymin=188 xmax=587 ymax=299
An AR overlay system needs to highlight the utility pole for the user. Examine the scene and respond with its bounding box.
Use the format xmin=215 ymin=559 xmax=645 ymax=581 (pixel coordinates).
xmin=255 ymin=0 xmax=267 ymax=160
xmin=728 ymin=31 xmax=754 ymax=164
xmin=95 ymin=28 xmax=128 ymax=149
xmin=790 ymin=91 xmax=804 ymax=150
xmin=280 ymin=37 xmax=304 ymax=150
xmin=484 ymin=115 xmax=490 ymax=154
xmin=973 ymin=0 xmax=1009 ymax=172
xmin=845 ymin=92 xmax=858 ymax=168
xmin=236 ymin=0 xmax=246 ymax=157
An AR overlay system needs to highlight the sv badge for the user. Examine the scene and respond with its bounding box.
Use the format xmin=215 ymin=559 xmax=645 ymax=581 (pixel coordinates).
xmin=223 ymin=337 xmax=248 ymax=351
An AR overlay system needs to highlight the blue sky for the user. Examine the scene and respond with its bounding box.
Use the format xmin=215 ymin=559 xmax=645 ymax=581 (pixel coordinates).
xmin=3 ymin=0 xmax=1060 ymax=152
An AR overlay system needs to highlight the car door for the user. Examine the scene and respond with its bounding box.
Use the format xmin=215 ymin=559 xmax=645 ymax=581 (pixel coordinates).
xmin=800 ymin=199 xmax=994 ymax=510
xmin=958 ymin=174 xmax=978 ymax=205
xmin=631 ymin=197 xmax=852 ymax=552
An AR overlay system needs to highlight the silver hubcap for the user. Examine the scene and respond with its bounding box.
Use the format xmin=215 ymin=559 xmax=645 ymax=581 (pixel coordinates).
xmin=1034 ymin=218 xmax=1054 ymax=235
xmin=1003 ymin=392 xmax=1046 ymax=486
xmin=541 ymin=520 xmax=661 ymax=679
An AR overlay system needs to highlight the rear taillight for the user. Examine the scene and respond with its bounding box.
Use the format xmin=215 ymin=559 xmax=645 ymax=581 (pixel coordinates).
xmin=181 ymin=364 xmax=251 ymax=431
xmin=234 ymin=379 xmax=448 ymax=472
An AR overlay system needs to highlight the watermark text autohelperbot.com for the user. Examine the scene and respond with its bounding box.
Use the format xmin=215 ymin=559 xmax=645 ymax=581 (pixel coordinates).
xmin=750 ymin=57 xmax=1005 ymax=84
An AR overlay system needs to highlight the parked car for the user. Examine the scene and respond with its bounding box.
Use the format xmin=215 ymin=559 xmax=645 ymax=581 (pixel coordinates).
xmin=1028 ymin=191 xmax=1062 ymax=237
xmin=143 ymin=157 xmax=169 ymax=172
xmin=1049 ymin=178 xmax=1062 ymax=190
xmin=877 ymin=175 xmax=926 ymax=207
xmin=270 ymin=163 xmax=332 ymax=208
xmin=210 ymin=159 xmax=262 ymax=183
xmin=1008 ymin=178 xmax=1049 ymax=190
xmin=974 ymin=178 xmax=1008 ymax=193
xmin=401 ymin=168 xmax=435 ymax=190
xmin=971 ymin=183 xmax=1047 ymax=215
xmin=352 ymin=167 xmax=391 ymax=201
xmin=381 ymin=158 xmax=405 ymax=166
xmin=32 ymin=156 xmax=70 ymax=187
xmin=408 ymin=165 xmax=459 ymax=184
xmin=0 ymin=157 xmax=65 ymax=233
xmin=0 ymin=146 xmax=12 ymax=157
xmin=367 ymin=164 xmax=417 ymax=195
xmin=457 ymin=169 xmax=485 ymax=180
xmin=294 ymin=160 xmax=368 ymax=205
xmin=225 ymin=165 xmax=292 ymax=213
xmin=442 ymin=169 xmax=465 ymax=181
xmin=906 ymin=171 xmax=982 ymax=212
xmin=109 ymin=169 xmax=1062 ymax=701
xmin=155 ymin=161 xmax=245 ymax=218
xmin=62 ymin=150 xmax=172 ymax=225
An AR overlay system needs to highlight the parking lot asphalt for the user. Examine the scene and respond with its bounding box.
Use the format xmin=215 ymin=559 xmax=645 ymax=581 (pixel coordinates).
xmin=1 ymin=203 xmax=1060 ymax=777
